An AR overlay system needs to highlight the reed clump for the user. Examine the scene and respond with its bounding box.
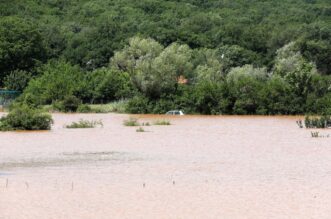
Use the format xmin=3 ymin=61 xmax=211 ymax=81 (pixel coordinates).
xmin=304 ymin=115 xmax=331 ymax=129
xmin=66 ymin=119 xmax=103 ymax=128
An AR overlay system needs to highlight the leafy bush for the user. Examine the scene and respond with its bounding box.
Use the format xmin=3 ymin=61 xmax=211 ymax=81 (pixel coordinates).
xmin=53 ymin=95 xmax=82 ymax=112
xmin=77 ymin=104 xmax=92 ymax=113
xmin=0 ymin=104 xmax=53 ymax=131
xmin=21 ymin=61 xmax=84 ymax=105
xmin=65 ymin=119 xmax=103 ymax=128
xmin=126 ymin=95 xmax=150 ymax=114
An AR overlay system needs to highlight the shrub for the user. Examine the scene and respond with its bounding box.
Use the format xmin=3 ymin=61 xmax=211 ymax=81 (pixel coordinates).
xmin=123 ymin=118 xmax=140 ymax=126
xmin=3 ymin=70 xmax=32 ymax=92
xmin=0 ymin=104 xmax=53 ymax=131
xmin=21 ymin=61 xmax=84 ymax=105
xmin=77 ymin=104 xmax=92 ymax=113
xmin=126 ymin=95 xmax=150 ymax=114
xmin=153 ymin=120 xmax=171 ymax=125
xmin=62 ymin=95 xmax=81 ymax=112
xmin=52 ymin=95 xmax=82 ymax=112
xmin=65 ymin=119 xmax=103 ymax=129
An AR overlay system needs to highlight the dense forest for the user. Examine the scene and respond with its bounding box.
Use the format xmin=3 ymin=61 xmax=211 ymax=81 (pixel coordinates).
xmin=0 ymin=0 xmax=330 ymax=114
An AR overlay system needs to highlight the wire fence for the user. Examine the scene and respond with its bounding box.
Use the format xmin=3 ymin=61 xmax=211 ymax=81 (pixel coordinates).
xmin=0 ymin=90 xmax=20 ymax=108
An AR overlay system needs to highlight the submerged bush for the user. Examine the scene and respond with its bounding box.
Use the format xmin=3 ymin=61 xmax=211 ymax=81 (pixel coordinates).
xmin=65 ymin=119 xmax=103 ymax=129
xmin=304 ymin=115 xmax=331 ymax=128
xmin=136 ymin=127 xmax=145 ymax=132
xmin=52 ymin=95 xmax=82 ymax=112
xmin=311 ymin=131 xmax=320 ymax=138
xmin=0 ymin=104 xmax=53 ymax=131
xmin=123 ymin=118 xmax=140 ymax=126
xmin=153 ymin=120 xmax=171 ymax=125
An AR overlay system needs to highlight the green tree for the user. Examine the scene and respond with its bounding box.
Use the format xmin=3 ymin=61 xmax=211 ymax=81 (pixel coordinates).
xmin=22 ymin=61 xmax=84 ymax=105
xmin=0 ymin=16 xmax=46 ymax=84
xmin=3 ymin=70 xmax=32 ymax=92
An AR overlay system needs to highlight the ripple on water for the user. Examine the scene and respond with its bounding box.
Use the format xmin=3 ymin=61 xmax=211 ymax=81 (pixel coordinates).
xmin=0 ymin=151 xmax=142 ymax=170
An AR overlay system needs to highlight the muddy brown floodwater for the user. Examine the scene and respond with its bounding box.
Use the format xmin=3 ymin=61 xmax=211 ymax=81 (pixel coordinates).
xmin=1 ymin=113 xmax=331 ymax=219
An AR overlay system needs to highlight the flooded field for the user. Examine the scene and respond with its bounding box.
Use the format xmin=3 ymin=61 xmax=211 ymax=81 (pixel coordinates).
xmin=1 ymin=113 xmax=331 ymax=219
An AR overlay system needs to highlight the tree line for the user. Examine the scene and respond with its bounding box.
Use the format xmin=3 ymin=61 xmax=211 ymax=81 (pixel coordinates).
xmin=0 ymin=0 xmax=330 ymax=114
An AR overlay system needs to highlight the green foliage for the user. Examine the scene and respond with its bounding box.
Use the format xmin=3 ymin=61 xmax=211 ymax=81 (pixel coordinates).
xmin=89 ymin=100 xmax=128 ymax=113
xmin=0 ymin=16 xmax=46 ymax=84
xmin=123 ymin=117 xmax=140 ymax=126
xmin=22 ymin=61 xmax=84 ymax=105
xmin=83 ymin=68 xmax=132 ymax=103
xmin=0 ymin=104 xmax=53 ymax=131
xmin=2 ymin=0 xmax=331 ymax=115
xmin=65 ymin=119 xmax=103 ymax=128
xmin=304 ymin=115 xmax=331 ymax=129
xmin=226 ymin=65 xmax=267 ymax=114
xmin=53 ymin=95 xmax=82 ymax=112
xmin=126 ymin=95 xmax=151 ymax=114
xmin=191 ymin=81 xmax=226 ymax=115
xmin=153 ymin=120 xmax=171 ymax=125
xmin=3 ymin=70 xmax=32 ymax=92
xmin=76 ymin=104 xmax=92 ymax=113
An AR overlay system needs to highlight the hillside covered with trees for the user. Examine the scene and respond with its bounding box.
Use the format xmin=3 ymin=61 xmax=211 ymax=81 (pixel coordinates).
xmin=0 ymin=0 xmax=330 ymax=114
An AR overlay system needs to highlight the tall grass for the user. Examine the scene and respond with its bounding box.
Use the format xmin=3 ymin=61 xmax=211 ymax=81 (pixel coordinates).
xmin=305 ymin=116 xmax=331 ymax=128
xmin=89 ymin=100 xmax=128 ymax=113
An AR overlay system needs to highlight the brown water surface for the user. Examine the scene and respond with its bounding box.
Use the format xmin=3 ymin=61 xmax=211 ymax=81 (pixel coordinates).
xmin=1 ymin=113 xmax=331 ymax=219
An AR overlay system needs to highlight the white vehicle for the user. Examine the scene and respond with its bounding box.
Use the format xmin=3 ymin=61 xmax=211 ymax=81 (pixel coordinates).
xmin=166 ymin=110 xmax=184 ymax=116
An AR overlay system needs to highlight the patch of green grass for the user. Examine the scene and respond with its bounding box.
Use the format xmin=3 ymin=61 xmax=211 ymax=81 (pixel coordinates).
xmin=153 ymin=120 xmax=171 ymax=125
xmin=136 ymin=127 xmax=145 ymax=132
xmin=66 ymin=119 xmax=103 ymax=129
xmin=89 ymin=100 xmax=128 ymax=113
xmin=123 ymin=117 xmax=140 ymax=126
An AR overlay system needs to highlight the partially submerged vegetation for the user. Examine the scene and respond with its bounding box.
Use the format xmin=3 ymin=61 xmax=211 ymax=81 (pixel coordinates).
xmin=297 ymin=116 xmax=331 ymax=129
xmin=123 ymin=118 xmax=140 ymax=126
xmin=311 ymin=131 xmax=330 ymax=138
xmin=123 ymin=118 xmax=170 ymax=127
xmin=65 ymin=119 xmax=103 ymax=129
xmin=136 ymin=127 xmax=145 ymax=132
xmin=0 ymin=104 xmax=53 ymax=131
xmin=153 ymin=120 xmax=171 ymax=126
